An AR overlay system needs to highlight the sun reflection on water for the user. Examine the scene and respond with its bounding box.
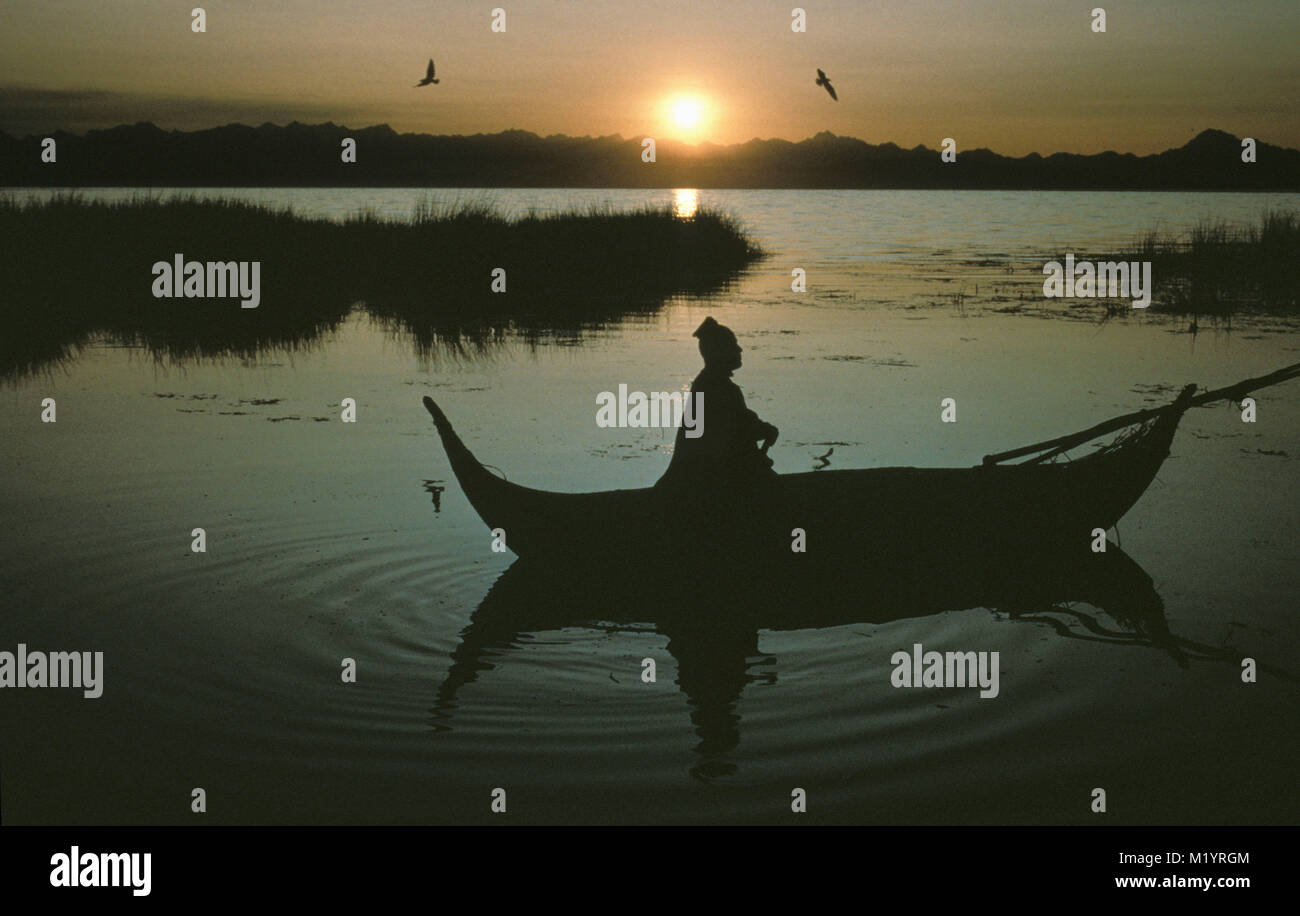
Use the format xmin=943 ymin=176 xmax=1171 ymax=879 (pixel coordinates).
xmin=673 ymin=188 xmax=698 ymax=219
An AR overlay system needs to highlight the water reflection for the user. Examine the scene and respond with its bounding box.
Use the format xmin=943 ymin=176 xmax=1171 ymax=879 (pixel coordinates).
xmin=673 ymin=188 xmax=698 ymax=219
xmin=421 ymin=480 xmax=446 ymax=512
xmin=427 ymin=541 xmax=1241 ymax=778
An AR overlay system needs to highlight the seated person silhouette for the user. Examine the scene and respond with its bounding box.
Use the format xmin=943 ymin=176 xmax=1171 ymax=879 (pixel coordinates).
xmin=657 ymin=317 xmax=779 ymax=495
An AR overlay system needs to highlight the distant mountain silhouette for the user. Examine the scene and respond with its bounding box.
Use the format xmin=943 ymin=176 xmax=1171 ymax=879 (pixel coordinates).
xmin=0 ymin=122 xmax=1294 ymax=189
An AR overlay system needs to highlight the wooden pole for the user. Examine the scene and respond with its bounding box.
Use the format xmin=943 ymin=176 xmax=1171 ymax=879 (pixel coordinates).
xmin=982 ymin=361 xmax=1300 ymax=466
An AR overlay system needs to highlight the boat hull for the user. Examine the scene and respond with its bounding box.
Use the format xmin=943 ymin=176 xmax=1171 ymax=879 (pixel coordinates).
xmin=423 ymin=392 xmax=1190 ymax=563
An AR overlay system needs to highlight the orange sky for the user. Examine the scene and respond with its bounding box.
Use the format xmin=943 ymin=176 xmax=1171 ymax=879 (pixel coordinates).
xmin=2 ymin=0 xmax=1297 ymax=154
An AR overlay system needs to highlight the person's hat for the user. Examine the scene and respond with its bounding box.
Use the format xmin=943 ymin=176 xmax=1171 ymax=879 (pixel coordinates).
xmin=693 ymin=316 xmax=732 ymax=341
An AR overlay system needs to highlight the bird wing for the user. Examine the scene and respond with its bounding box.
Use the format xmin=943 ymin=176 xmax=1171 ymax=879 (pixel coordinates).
xmin=817 ymin=68 xmax=827 ymax=80
xmin=427 ymin=59 xmax=435 ymax=79
xmin=826 ymin=83 xmax=838 ymax=100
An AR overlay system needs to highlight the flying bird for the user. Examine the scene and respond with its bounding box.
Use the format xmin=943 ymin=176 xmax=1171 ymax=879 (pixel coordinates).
xmin=815 ymin=68 xmax=837 ymax=101
xmin=415 ymin=59 xmax=439 ymax=87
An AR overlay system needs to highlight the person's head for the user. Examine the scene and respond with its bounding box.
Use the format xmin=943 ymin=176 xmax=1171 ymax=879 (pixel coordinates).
xmin=693 ymin=317 xmax=742 ymax=371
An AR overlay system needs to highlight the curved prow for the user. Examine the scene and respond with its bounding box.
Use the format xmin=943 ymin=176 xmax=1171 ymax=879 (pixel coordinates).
xmin=422 ymin=396 xmax=458 ymax=450
xmin=1151 ymin=383 xmax=1198 ymax=452
xmin=424 ymin=396 xmax=661 ymax=559
xmin=424 ymin=396 xmax=629 ymax=558
xmin=423 ymin=396 xmax=512 ymax=525
xmin=984 ymin=383 xmax=1197 ymax=467
xmin=1067 ymin=383 xmax=1197 ymax=531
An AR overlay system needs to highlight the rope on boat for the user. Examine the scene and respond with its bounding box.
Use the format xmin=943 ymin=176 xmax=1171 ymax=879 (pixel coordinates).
xmin=982 ymin=361 xmax=1300 ymax=466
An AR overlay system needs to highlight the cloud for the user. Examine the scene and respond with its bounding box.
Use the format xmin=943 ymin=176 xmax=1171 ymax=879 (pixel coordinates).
xmin=0 ymin=86 xmax=367 ymax=137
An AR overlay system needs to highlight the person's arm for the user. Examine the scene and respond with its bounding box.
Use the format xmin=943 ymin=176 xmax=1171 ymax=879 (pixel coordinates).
xmin=735 ymin=388 xmax=778 ymax=450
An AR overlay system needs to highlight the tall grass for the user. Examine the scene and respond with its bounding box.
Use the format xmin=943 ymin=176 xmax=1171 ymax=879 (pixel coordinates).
xmin=1131 ymin=210 xmax=1299 ymax=315
xmin=0 ymin=193 xmax=764 ymax=379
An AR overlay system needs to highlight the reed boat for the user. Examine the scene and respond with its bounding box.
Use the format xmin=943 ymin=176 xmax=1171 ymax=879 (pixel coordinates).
xmin=423 ymin=386 xmax=1197 ymax=563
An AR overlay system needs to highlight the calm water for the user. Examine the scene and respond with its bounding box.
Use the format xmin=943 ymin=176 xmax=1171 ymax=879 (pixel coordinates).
xmin=2 ymin=189 xmax=1298 ymax=824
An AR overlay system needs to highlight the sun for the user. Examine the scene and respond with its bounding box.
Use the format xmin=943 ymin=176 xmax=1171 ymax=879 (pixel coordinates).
xmin=673 ymin=98 xmax=703 ymax=129
xmin=665 ymin=94 xmax=711 ymax=139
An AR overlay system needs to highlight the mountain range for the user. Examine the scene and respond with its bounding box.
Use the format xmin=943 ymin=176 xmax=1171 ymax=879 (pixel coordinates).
xmin=1 ymin=123 xmax=1295 ymax=190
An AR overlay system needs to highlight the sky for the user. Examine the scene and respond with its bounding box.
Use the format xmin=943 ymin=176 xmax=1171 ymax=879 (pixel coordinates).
xmin=1 ymin=0 xmax=1297 ymax=155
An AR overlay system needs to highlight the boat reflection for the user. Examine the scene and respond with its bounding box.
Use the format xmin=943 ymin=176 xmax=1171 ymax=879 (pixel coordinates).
xmin=427 ymin=540 xmax=1240 ymax=777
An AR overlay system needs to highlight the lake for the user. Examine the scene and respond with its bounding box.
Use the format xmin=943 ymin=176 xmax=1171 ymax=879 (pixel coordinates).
xmin=2 ymin=188 xmax=1297 ymax=824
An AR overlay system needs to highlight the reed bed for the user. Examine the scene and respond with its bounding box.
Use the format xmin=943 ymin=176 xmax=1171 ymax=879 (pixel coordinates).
xmin=1130 ymin=210 xmax=1300 ymax=315
xmin=0 ymin=193 xmax=764 ymax=378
